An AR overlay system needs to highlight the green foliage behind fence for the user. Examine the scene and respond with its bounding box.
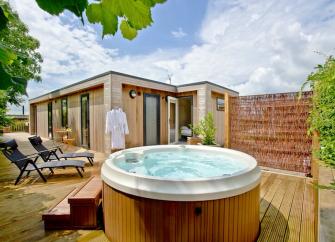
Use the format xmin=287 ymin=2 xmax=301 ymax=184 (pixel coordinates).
xmin=306 ymin=57 xmax=335 ymax=167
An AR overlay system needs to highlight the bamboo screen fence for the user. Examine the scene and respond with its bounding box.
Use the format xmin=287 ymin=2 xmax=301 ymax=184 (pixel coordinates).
xmin=229 ymin=91 xmax=313 ymax=173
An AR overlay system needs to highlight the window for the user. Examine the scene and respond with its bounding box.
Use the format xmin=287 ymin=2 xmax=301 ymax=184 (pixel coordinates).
xmin=217 ymin=98 xmax=225 ymax=111
xmin=61 ymin=98 xmax=68 ymax=127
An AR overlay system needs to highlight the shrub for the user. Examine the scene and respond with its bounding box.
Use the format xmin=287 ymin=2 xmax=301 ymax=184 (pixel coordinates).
xmin=305 ymin=56 xmax=335 ymax=168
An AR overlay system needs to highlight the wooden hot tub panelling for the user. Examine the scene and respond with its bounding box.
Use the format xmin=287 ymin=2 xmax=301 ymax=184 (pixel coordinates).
xmin=103 ymin=182 xmax=260 ymax=242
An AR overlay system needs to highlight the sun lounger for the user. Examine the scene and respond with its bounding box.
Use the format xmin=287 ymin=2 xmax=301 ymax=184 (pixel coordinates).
xmin=28 ymin=136 xmax=94 ymax=166
xmin=0 ymin=139 xmax=85 ymax=185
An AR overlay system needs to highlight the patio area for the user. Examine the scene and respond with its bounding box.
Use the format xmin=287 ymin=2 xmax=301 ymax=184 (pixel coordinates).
xmin=0 ymin=132 xmax=317 ymax=242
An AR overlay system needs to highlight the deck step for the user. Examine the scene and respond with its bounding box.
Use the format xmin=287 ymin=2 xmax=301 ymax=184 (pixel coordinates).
xmin=69 ymin=176 xmax=102 ymax=229
xmin=42 ymin=188 xmax=78 ymax=230
xmin=42 ymin=176 xmax=102 ymax=230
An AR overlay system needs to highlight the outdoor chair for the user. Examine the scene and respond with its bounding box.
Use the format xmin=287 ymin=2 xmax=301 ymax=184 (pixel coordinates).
xmin=28 ymin=136 xmax=94 ymax=166
xmin=0 ymin=139 xmax=85 ymax=185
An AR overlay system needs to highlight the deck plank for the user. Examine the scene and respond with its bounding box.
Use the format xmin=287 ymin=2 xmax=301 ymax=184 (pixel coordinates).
xmin=259 ymin=175 xmax=282 ymax=221
xmin=300 ymin=180 xmax=315 ymax=242
xmin=284 ymin=178 xmax=306 ymax=242
xmin=265 ymin=177 xmax=298 ymax=242
xmin=258 ymin=176 xmax=290 ymax=241
xmin=260 ymin=173 xmax=277 ymax=199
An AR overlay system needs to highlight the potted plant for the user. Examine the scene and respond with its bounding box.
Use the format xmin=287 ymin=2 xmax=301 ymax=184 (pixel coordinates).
xmin=65 ymin=126 xmax=72 ymax=139
xmin=187 ymin=123 xmax=202 ymax=145
xmin=187 ymin=112 xmax=217 ymax=146
xmin=198 ymin=112 xmax=217 ymax=146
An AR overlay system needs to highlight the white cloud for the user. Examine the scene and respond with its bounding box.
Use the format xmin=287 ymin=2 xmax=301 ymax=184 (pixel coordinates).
xmin=171 ymin=27 xmax=187 ymax=38
xmin=9 ymin=0 xmax=120 ymax=94
xmin=8 ymin=0 xmax=335 ymax=114
xmin=157 ymin=0 xmax=335 ymax=93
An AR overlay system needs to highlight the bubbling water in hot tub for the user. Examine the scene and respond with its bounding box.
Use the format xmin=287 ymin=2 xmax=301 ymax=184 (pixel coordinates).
xmin=115 ymin=147 xmax=248 ymax=179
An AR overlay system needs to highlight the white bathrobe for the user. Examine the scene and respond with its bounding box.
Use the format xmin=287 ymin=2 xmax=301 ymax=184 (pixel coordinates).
xmin=105 ymin=109 xmax=129 ymax=149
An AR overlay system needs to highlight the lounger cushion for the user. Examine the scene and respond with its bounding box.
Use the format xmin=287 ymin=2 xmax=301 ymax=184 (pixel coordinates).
xmin=49 ymin=152 xmax=94 ymax=160
xmin=26 ymin=160 xmax=85 ymax=171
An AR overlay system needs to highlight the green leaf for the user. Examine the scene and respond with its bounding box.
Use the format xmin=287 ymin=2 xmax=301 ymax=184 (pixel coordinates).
xmin=139 ymin=0 xmax=166 ymax=7
xmin=120 ymin=20 xmax=137 ymax=40
xmin=35 ymin=0 xmax=88 ymax=18
xmin=86 ymin=3 xmax=101 ymax=23
xmin=86 ymin=0 xmax=165 ymax=39
xmin=34 ymin=0 xmax=165 ymax=40
xmin=86 ymin=2 xmax=118 ymax=36
xmin=118 ymin=0 xmax=152 ymax=29
xmin=103 ymin=0 xmax=122 ymax=16
xmin=0 ymin=6 xmax=9 ymax=31
xmin=0 ymin=45 xmax=17 ymax=65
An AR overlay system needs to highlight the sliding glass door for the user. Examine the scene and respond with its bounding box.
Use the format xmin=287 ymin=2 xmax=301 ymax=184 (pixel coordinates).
xmin=144 ymin=93 xmax=160 ymax=145
xmin=81 ymin=94 xmax=90 ymax=148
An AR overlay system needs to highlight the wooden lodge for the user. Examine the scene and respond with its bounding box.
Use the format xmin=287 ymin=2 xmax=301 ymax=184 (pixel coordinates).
xmin=29 ymin=71 xmax=238 ymax=153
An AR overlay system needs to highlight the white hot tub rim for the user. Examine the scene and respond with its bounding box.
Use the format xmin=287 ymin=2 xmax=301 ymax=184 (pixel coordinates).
xmin=101 ymin=145 xmax=261 ymax=201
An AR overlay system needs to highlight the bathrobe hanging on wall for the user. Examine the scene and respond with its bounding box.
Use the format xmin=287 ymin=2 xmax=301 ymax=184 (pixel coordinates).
xmin=105 ymin=108 xmax=129 ymax=149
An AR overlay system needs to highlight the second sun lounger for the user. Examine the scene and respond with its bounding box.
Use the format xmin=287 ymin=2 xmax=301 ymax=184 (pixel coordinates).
xmin=28 ymin=136 xmax=94 ymax=166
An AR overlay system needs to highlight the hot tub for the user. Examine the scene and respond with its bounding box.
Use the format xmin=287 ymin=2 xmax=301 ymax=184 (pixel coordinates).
xmin=102 ymin=145 xmax=261 ymax=242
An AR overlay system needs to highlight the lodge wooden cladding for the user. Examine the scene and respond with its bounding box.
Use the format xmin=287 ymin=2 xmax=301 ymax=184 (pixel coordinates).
xmin=34 ymin=87 xmax=105 ymax=152
xmin=30 ymin=72 xmax=237 ymax=154
xmin=122 ymin=84 xmax=175 ymax=147
xmin=103 ymin=183 xmax=260 ymax=242
xmin=229 ymin=91 xmax=313 ymax=173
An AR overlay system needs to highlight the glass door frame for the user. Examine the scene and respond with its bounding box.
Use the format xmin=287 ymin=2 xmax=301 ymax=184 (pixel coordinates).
xmin=143 ymin=93 xmax=160 ymax=146
xmin=167 ymin=96 xmax=179 ymax=144
xmin=80 ymin=93 xmax=90 ymax=148
xmin=47 ymin=102 xmax=53 ymax=139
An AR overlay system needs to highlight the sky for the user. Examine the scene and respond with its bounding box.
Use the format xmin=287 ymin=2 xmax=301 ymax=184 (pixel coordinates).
xmin=8 ymin=0 xmax=335 ymax=114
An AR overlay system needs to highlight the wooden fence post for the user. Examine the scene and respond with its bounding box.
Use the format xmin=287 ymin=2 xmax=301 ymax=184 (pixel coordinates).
xmin=312 ymin=131 xmax=320 ymax=242
xmin=224 ymin=92 xmax=230 ymax=148
xmin=311 ymin=131 xmax=320 ymax=179
xmin=311 ymin=131 xmax=320 ymax=242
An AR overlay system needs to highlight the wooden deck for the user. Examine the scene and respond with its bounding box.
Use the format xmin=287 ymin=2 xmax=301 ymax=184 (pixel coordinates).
xmin=258 ymin=172 xmax=316 ymax=242
xmin=0 ymin=133 xmax=317 ymax=242
xmin=0 ymin=133 xmax=107 ymax=241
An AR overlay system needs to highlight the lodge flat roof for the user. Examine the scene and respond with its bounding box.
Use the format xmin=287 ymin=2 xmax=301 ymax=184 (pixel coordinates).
xmin=29 ymin=70 xmax=238 ymax=102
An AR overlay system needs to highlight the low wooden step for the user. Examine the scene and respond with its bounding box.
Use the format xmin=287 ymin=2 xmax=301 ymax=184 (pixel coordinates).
xmin=69 ymin=176 xmax=102 ymax=229
xmin=42 ymin=188 xmax=78 ymax=230
xmin=42 ymin=176 xmax=102 ymax=230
